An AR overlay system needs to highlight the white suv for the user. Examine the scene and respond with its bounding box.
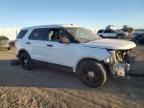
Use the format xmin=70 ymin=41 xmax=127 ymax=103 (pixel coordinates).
xmin=15 ymin=24 xmax=136 ymax=87
xmin=97 ymin=29 xmax=125 ymax=38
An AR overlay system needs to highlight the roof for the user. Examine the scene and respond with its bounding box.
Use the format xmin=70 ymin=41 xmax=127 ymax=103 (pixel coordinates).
xmin=22 ymin=24 xmax=80 ymax=30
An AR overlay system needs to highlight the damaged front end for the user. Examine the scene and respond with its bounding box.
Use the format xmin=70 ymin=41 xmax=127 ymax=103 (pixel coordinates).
xmin=108 ymin=49 xmax=135 ymax=77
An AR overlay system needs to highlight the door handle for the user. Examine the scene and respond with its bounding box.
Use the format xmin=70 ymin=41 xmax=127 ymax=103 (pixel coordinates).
xmin=47 ymin=44 xmax=53 ymax=47
xmin=26 ymin=42 xmax=31 ymax=45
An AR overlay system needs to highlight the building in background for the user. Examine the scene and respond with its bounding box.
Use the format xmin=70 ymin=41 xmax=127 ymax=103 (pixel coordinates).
xmin=0 ymin=28 xmax=21 ymax=40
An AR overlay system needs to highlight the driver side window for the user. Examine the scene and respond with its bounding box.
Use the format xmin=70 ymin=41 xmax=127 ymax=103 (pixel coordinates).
xmin=48 ymin=29 xmax=60 ymax=41
xmin=59 ymin=30 xmax=71 ymax=43
xmin=48 ymin=29 xmax=70 ymax=43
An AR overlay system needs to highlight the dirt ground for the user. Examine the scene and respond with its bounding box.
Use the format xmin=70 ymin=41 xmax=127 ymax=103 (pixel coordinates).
xmin=0 ymin=46 xmax=144 ymax=108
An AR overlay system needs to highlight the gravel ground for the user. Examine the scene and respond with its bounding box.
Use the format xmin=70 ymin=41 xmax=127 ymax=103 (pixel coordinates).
xmin=0 ymin=46 xmax=144 ymax=108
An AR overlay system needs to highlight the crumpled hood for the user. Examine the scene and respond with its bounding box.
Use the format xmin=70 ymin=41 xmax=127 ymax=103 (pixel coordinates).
xmin=82 ymin=39 xmax=136 ymax=50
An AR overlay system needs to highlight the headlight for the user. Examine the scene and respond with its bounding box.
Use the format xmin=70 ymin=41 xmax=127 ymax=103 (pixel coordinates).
xmin=106 ymin=49 xmax=116 ymax=64
xmin=107 ymin=49 xmax=115 ymax=55
xmin=104 ymin=57 xmax=110 ymax=63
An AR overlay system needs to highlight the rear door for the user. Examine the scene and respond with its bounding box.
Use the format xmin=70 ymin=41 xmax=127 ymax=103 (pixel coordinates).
xmin=27 ymin=28 xmax=49 ymax=62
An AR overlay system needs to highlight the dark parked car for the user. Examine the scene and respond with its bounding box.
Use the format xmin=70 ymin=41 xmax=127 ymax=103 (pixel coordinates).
xmin=131 ymin=33 xmax=144 ymax=44
xmin=0 ymin=36 xmax=11 ymax=50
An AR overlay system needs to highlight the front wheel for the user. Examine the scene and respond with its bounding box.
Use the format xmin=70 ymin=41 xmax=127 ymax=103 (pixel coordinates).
xmin=19 ymin=52 xmax=33 ymax=70
xmin=78 ymin=61 xmax=107 ymax=88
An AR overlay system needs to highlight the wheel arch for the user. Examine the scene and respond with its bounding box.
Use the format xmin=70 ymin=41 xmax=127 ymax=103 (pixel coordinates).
xmin=74 ymin=57 xmax=110 ymax=74
xmin=99 ymin=35 xmax=103 ymax=38
xmin=17 ymin=49 xmax=31 ymax=59
xmin=117 ymin=33 xmax=124 ymax=38
xmin=75 ymin=57 xmax=101 ymax=73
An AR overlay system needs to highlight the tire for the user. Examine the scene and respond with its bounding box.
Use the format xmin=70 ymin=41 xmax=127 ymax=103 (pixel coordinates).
xmin=78 ymin=60 xmax=107 ymax=88
xmin=19 ymin=52 xmax=33 ymax=70
xmin=135 ymin=40 xmax=140 ymax=44
xmin=8 ymin=47 xmax=11 ymax=50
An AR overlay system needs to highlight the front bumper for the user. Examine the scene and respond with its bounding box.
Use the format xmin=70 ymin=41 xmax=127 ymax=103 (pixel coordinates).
xmin=109 ymin=52 xmax=135 ymax=77
xmin=110 ymin=63 xmax=131 ymax=76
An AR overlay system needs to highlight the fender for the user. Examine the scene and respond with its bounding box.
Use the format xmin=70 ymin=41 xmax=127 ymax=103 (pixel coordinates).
xmin=17 ymin=48 xmax=31 ymax=59
xmin=73 ymin=57 xmax=106 ymax=73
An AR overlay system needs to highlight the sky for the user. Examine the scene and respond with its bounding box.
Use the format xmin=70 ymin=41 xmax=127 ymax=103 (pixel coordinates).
xmin=0 ymin=0 xmax=144 ymax=29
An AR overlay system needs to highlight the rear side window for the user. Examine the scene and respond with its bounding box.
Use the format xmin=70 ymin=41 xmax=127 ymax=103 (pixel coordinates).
xmin=97 ymin=30 xmax=104 ymax=33
xmin=29 ymin=28 xmax=49 ymax=41
xmin=104 ymin=30 xmax=113 ymax=33
xmin=17 ymin=30 xmax=28 ymax=39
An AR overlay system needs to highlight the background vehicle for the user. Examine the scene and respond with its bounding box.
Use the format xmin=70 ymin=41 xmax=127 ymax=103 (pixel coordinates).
xmin=131 ymin=33 xmax=144 ymax=44
xmin=15 ymin=24 xmax=136 ymax=88
xmin=97 ymin=29 xmax=125 ymax=39
xmin=0 ymin=36 xmax=11 ymax=50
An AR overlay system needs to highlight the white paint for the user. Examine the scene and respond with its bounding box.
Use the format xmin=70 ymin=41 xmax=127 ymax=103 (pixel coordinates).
xmin=83 ymin=39 xmax=136 ymax=50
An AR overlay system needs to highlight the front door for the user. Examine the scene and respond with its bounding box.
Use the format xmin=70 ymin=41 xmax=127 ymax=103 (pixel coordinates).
xmin=46 ymin=28 xmax=76 ymax=67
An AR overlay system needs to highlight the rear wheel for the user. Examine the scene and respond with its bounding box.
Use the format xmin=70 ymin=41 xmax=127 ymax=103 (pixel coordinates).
xmin=8 ymin=47 xmax=11 ymax=50
xmin=19 ymin=52 xmax=33 ymax=70
xmin=78 ymin=60 xmax=107 ymax=88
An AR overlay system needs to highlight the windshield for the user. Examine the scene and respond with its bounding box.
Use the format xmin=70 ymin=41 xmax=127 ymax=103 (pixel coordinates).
xmin=65 ymin=27 xmax=101 ymax=43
